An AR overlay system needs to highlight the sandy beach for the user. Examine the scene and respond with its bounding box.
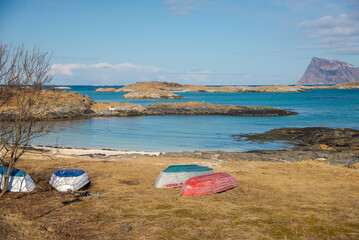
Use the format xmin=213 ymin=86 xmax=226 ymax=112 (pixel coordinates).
xmin=31 ymin=145 xmax=162 ymax=157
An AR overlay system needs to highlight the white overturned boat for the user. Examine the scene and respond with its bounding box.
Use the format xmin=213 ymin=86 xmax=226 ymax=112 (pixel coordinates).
xmin=0 ymin=166 xmax=36 ymax=192
xmin=154 ymin=164 xmax=213 ymax=188
xmin=50 ymin=169 xmax=89 ymax=192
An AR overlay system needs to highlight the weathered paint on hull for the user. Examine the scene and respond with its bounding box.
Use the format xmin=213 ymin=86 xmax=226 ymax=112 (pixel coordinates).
xmin=180 ymin=173 xmax=238 ymax=196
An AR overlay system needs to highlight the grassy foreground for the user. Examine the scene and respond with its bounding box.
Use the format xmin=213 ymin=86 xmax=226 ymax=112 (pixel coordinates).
xmin=0 ymin=151 xmax=359 ymax=239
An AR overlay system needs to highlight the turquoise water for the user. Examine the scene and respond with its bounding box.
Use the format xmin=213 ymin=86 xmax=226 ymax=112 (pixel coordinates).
xmin=33 ymin=87 xmax=359 ymax=152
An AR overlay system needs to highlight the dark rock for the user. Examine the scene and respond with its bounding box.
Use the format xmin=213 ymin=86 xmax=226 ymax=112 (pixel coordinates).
xmin=297 ymin=57 xmax=359 ymax=85
xmin=233 ymin=127 xmax=359 ymax=151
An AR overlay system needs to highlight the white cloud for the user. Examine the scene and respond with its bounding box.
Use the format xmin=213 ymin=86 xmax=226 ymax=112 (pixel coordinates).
xmin=51 ymin=62 xmax=161 ymax=76
xmin=298 ymin=12 xmax=359 ymax=55
xmin=51 ymin=62 xmax=220 ymax=85
xmin=51 ymin=63 xmax=86 ymax=75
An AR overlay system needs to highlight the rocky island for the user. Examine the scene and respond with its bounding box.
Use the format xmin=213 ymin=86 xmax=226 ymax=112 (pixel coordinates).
xmin=95 ymin=87 xmax=118 ymax=92
xmin=122 ymin=89 xmax=184 ymax=99
xmin=116 ymin=81 xmax=307 ymax=93
xmin=297 ymin=57 xmax=359 ymax=85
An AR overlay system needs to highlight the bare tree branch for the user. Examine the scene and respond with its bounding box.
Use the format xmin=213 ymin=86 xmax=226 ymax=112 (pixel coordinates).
xmin=0 ymin=43 xmax=54 ymax=198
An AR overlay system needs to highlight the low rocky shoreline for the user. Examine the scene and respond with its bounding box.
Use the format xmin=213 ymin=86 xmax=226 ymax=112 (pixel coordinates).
xmin=115 ymin=81 xmax=308 ymax=93
xmin=0 ymin=88 xmax=296 ymax=120
xmin=90 ymin=101 xmax=296 ymax=117
xmin=94 ymin=81 xmax=359 ymax=96
xmin=30 ymin=127 xmax=359 ymax=166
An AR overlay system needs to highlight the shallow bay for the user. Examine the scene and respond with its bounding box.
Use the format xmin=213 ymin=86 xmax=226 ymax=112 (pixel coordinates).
xmin=33 ymin=87 xmax=359 ymax=151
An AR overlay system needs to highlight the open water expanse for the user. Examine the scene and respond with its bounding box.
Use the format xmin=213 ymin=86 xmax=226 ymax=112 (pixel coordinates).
xmin=33 ymin=86 xmax=359 ymax=152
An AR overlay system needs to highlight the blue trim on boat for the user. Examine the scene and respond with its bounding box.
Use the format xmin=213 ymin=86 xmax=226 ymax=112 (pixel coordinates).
xmin=163 ymin=165 xmax=212 ymax=173
xmin=53 ymin=169 xmax=86 ymax=177
xmin=0 ymin=166 xmax=27 ymax=177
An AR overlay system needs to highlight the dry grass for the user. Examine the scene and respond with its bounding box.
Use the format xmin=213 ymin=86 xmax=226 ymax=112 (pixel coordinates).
xmin=1 ymin=152 xmax=359 ymax=239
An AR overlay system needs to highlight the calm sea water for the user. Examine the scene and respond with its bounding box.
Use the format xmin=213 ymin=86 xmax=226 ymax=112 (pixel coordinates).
xmin=33 ymin=86 xmax=359 ymax=152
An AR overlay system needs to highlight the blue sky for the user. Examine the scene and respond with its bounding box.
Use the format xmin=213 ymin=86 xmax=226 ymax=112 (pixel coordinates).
xmin=1 ymin=0 xmax=358 ymax=85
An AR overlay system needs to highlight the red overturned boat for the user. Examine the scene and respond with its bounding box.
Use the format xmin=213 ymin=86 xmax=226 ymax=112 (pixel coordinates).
xmin=180 ymin=173 xmax=238 ymax=196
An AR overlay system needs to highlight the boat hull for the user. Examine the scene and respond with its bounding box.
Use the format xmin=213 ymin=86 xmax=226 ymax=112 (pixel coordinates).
xmin=0 ymin=166 xmax=36 ymax=192
xmin=180 ymin=173 xmax=238 ymax=196
xmin=155 ymin=170 xmax=213 ymax=188
xmin=50 ymin=169 xmax=89 ymax=192
xmin=154 ymin=165 xmax=213 ymax=188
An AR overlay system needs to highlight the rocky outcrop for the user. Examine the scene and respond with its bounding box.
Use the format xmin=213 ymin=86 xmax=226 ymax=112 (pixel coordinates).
xmin=42 ymin=91 xmax=94 ymax=119
xmin=233 ymin=127 xmax=359 ymax=151
xmin=158 ymin=127 xmax=359 ymax=165
xmin=145 ymin=101 xmax=296 ymax=116
xmin=116 ymin=81 xmax=307 ymax=93
xmin=122 ymin=89 xmax=184 ymax=99
xmin=0 ymin=89 xmax=95 ymax=120
xmin=297 ymin=57 xmax=359 ymax=85
xmin=95 ymin=88 xmax=117 ymax=92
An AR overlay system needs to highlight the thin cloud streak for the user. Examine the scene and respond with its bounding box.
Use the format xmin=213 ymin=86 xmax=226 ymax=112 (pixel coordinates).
xmin=163 ymin=0 xmax=200 ymax=15
xmin=298 ymin=12 xmax=359 ymax=55
xmin=51 ymin=62 xmax=162 ymax=76
xmin=51 ymin=62 xmax=292 ymax=85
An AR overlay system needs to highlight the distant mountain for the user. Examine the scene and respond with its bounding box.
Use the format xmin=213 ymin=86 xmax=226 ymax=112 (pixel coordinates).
xmin=296 ymin=57 xmax=359 ymax=85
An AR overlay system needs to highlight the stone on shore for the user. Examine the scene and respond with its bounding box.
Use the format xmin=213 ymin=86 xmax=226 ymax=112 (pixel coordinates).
xmin=122 ymin=89 xmax=184 ymax=99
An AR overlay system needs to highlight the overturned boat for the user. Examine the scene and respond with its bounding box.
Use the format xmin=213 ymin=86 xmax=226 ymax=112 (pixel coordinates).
xmin=0 ymin=166 xmax=36 ymax=192
xmin=154 ymin=165 xmax=213 ymax=188
xmin=50 ymin=169 xmax=90 ymax=192
xmin=180 ymin=173 xmax=238 ymax=196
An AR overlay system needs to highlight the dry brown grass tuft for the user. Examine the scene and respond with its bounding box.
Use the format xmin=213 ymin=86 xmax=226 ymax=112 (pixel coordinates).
xmin=1 ymin=152 xmax=358 ymax=239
